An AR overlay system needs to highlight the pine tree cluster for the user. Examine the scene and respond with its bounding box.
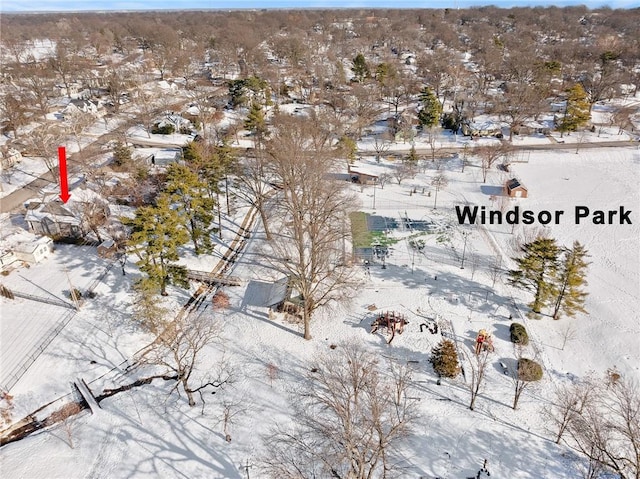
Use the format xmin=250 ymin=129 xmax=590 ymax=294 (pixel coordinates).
xmin=508 ymin=238 xmax=590 ymax=319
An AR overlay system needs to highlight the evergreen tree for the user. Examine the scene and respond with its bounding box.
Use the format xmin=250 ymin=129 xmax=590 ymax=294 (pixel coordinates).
xmin=228 ymin=79 xmax=247 ymax=108
xmin=124 ymin=195 xmax=189 ymax=296
xmin=337 ymin=135 xmax=357 ymax=163
xmin=244 ymin=101 xmax=268 ymax=140
xmin=406 ymin=144 xmax=418 ymax=164
xmin=112 ymin=141 xmax=132 ymax=167
xmin=182 ymin=141 xmax=200 ymax=164
xmin=132 ymin=281 xmax=168 ymax=335
xmin=508 ymin=237 xmax=560 ymax=314
xmin=351 ymin=53 xmax=370 ymax=83
xmin=375 ymin=62 xmax=392 ymax=86
xmin=163 ymin=163 xmax=215 ymax=255
xmin=430 ymin=339 xmax=460 ymax=378
xmin=552 ymin=241 xmax=590 ymax=319
xmin=417 ymin=87 xmax=442 ymax=129
xmin=558 ymin=84 xmax=590 ymax=136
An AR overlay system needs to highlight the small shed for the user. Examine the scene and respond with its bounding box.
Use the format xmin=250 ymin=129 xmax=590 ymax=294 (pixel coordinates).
xmin=0 ymin=250 xmax=18 ymax=270
xmin=13 ymin=237 xmax=53 ymax=264
xmin=151 ymin=149 xmax=182 ymax=167
xmin=347 ymin=164 xmax=378 ymax=185
xmin=505 ymin=178 xmax=528 ymax=198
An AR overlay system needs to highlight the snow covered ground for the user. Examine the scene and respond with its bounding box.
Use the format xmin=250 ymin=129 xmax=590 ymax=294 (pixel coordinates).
xmin=1 ymin=145 xmax=639 ymax=478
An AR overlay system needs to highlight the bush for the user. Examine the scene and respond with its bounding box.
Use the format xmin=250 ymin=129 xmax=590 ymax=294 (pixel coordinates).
xmin=517 ymin=358 xmax=543 ymax=381
xmin=430 ymin=339 xmax=460 ymax=378
xmin=113 ymin=142 xmax=132 ymax=167
xmin=441 ymin=112 xmax=461 ymax=132
xmin=151 ymin=123 xmax=175 ymax=135
xmin=212 ymin=291 xmax=230 ymax=310
xmin=510 ymin=322 xmax=529 ymax=345
xmin=68 ymin=288 xmax=82 ymax=302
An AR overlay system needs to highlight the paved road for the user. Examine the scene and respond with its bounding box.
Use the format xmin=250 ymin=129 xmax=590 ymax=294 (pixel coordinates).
xmin=378 ymin=138 xmax=639 ymax=158
xmin=2 ymin=119 xmax=637 ymax=214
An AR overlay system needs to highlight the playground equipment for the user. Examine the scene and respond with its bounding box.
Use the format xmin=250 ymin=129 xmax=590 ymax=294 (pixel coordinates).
xmin=370 ymin=311 xmax=408 ymax=344
xmin=475 ymin=329 xmax=494 ymax=354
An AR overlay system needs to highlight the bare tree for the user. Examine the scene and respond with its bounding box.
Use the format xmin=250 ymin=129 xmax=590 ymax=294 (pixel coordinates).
xmin=464 ymin=348 xmax=492 ymax=411
xmin=233 ymin=145 xmax=274 ymax=241
xmin=372 ymin=131 xmax=393 ymax=162
xmin=564 ymin=376 xmax=640 ymax=479
xmin=424 ymin=127 xmax=442 ymax=166
xmin=377 ymin=173 xmax=391 ymax=190
xmin=266 ymin=114 xmax=358 ymax=340
xmin=218 ymin=398 xmax=246 ymax=443
xmin=27 ymin=124 xmax=68 ymax=183
xmin=48 ymin=42 xmax=82 ymax=98
xmin=560 ymin=321 xmax=578 ymax=351
xmin=543 ymin=379 xmax=596 ymax=444
xmin=188 ymin=85 xmax=226 ymax=142
xmin=131 ymin=85 xmax=155 ymax=138
xmin=104 ymin=67 xmax=130 ymax=113
xmin=261 ymin=343 xmax=418 ymax=478
xmin=138 ymin=307 xmax=233 ymax=407
xmin=474 ymin=143 xmax=508 ymax=183
xmin=431 ymin=171 xmax=448 ymax=210
xmin=611 ymin=105 xmax=635 ymax=135
xmin=20 ymin=62 xmax=54 ymax=119
xmin=349 ymin=84 xmax=380 ymax=139
xmin=0 ymin=89 xmax=28 ymax=138
xmin=391 ymin=159 xmax=416 ymax=186
xmin=495 ymin=82 xmax=541 ymax=141
xmin=66 ymin=110 xmax=96 ymax=153
xmin=487 ymin=256 xmax=503 ymax=288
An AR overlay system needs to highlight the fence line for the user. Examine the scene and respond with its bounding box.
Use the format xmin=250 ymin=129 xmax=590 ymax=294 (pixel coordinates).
xmin=6 ymin=289 xmax=75 ymax=309
xmin=1 ymin=309 xmax=78 ymax=392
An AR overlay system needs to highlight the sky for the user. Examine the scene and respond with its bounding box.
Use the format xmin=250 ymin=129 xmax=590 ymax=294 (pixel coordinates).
xmin=0 ymin=0 xmax=638 ymax=13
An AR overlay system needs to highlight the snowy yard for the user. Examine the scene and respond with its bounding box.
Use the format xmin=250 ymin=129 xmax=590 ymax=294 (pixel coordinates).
xmin=1 ymin=145 xmax=638 ymax=478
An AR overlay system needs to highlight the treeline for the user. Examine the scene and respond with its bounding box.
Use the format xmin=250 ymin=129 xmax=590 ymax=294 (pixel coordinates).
xmin=2 ymin=7 xmax=639 ymax=89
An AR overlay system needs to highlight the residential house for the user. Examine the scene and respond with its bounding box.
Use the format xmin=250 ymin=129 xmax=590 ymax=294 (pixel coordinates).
xmin=53 ymin=81 xmax=83 ymax=97
xmin=62 ymin=99 xmax=100 ymax=117
xmin=0 ymin=147 xmax=22 ymax=169
xmin=461 ymin=120 xmax=503 ymax=137
xmin=24 ymin=190 xmax=110 ymax=239
xmin=516 ymin=120 xmax=552 ymax=136
xmin=156 ymin=113 xmax=192 ymax=134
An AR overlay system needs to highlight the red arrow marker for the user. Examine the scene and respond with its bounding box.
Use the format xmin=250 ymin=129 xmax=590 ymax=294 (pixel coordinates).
xmin=58 ymin=146 xmax=71 ymax=203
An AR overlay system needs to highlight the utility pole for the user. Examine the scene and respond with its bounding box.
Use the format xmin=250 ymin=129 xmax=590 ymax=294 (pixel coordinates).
xmin=64 ymin=267 xmax=80 ymax=310
xmin=372 ymin=178 xmax=376 ymax=209
xmin=460 ymin=231 xmax=469 ymax=269
xmin=241 ymin=459 xmax=253 ymax=479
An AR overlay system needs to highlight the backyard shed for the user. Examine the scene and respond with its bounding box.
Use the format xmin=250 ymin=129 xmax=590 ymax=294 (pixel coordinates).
xmin=505 ymin=178 xmax=528 ymax=198
xmin=347 ymin=164 xmax=379 ymax=185
xmin=13 ymin=237 xmax=53 ymax=264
